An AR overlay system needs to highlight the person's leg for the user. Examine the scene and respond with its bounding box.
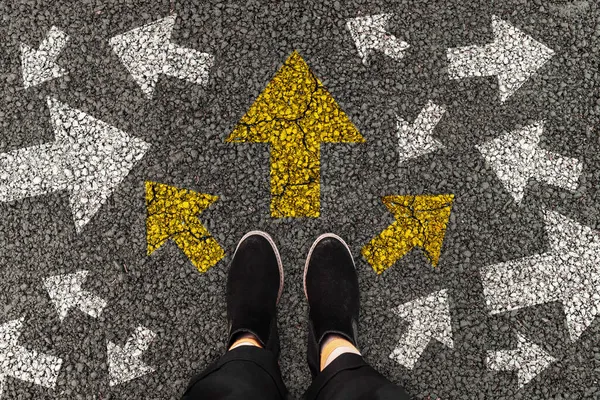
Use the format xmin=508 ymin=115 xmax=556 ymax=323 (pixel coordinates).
xmin=182 ymin=231 xmax=287 ymax=400
xmin=302 ymin=234 xmax=412 ymax=400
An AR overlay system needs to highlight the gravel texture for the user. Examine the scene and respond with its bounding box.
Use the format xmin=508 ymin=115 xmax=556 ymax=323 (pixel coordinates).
xmin=0 ymin=0 xmax=599 ymax=399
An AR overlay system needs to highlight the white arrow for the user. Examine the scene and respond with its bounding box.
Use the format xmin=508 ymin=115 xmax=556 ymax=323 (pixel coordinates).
xmin=389 ymin=289 xmax=454 ymax=369
xmin=476 ymin=121 xmax=582 ymax=204
xmin=0 ymin=318 xmax=63 ymax=398
xmin=20 ymin=26 xmax=69 ymax=89
xmin=487 ymin=332 xmax=556 ymax=388
xmin=110 ymin=15 xmax=214 ymax=98
xmin=346 ymin=13 xmax=410 ymax=65
xmin=0 ymin=97 xmax=150 ymax=232
xmin=44 ymin=270 xmax=107 ymax=321
xmin=397 ymin=100 xmax=446 ymax=164
xmin=481 ymin=209 xmax=600 ymax=342
xmin=447 ymin=15 xmax=554 ymax=103
xmin=107 ymin=326 xmax=156 ymax=386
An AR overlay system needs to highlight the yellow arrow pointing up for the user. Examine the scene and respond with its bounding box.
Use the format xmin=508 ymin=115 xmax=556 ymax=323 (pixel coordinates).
xmin=362 ymin=194 xmax=454 ymax=274
xmin=226 ymin=50 xmax=365 ymax=218
xmin=146 ymin=181 xmax=225 ymax=273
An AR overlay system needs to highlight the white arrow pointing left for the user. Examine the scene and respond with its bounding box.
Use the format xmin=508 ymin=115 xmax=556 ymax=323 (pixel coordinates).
xmin=21 ymin=26 xmax=69 ymax=89
xmin=0 ymin=97 xmax=150 ymax=232
xmin=107 ymin=326 xmax=156 ymax=386
xmin=487 ymin=332 xmax=556 ymax=388
xmin=389 ymin=289 xmax=454 ymax=369
xmin=476 ymin=121 xmax=583 ymax=204
xmin=0 ymin=318 xmax=63 ymax=398
xmin=346 ymin=13 xmax=410 ymax=65
xmin=397 ymin=100 xmax=446 ymax=164
xmin=110 ymin=15 xmax=214 ymax=98
xmin=44 ymin=270 xmax=107 ymax=321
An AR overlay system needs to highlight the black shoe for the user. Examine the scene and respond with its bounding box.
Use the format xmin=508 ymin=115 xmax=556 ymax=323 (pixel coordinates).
xmin=304 ymin=233 xmax=360 ymax=376
xmin=226 ymin=231 xmax=284 ymax=356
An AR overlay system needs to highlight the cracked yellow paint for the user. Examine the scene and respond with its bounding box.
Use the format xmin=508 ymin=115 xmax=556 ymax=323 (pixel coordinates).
xmin=146 ymin=181 xmax=225 ymax=273
xmin=226 ymin=50 xmax=364 ymax=218
xmin=362 ymin=194 xmax=454 ymax=274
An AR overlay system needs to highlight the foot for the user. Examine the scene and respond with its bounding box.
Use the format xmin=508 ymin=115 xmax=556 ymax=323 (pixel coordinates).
xmin=226 ymin=231 xmax=284 ymax=356
xmin=304 ymin=233 xmax=360 ymax=376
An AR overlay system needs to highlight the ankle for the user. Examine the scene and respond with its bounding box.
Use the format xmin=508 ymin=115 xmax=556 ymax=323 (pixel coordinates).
xmin=229 ymin=333 xmax=263 ymax=351
xmin=319 ymin=334 xmax=361 ymax=371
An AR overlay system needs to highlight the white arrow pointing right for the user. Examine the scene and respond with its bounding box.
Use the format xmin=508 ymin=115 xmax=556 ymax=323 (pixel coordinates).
xmin=487 ymin=332 xmax=556 ymax=388
xmin=20 ymin=26 xmax=69 ymax=89
xmin=107 ymin=326 xmax=156 ymax=386
xmin=44 ymin=270 xmax=107 ymax=321
xmin=0 ymin=97 xmax=150 ymax=232
xmin=346 ymin=13 xmax=410 ymax=65
xmin=481 ymin=209 xmax=600 ymax=342
xmin=389 ymin=289 xmax=454 ymax=369
xmin=397 ymin=100 xmax=446 ymax=164
xmin=447 ymin=15 xmax=554 ymax=103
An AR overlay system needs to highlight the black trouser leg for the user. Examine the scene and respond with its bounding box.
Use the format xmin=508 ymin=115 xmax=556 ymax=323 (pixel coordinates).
xmin=182 ymin=346 xmax=287 ymax=400
xmin=303 ymin=354 xmax=412 ymax=400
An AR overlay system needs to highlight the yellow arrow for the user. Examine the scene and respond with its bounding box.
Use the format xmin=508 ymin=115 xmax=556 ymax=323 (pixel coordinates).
xmin=226 ymin=50 xmax=365 ymax=218
xmin=146 ymin=181 xmax=225 ymax=273
xmin=362 ymin=194 xmax=454 ymax=274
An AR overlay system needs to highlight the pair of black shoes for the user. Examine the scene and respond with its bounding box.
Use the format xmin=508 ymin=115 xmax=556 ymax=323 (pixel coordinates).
xmin=226 ymin=231 xmax=360 ymax=376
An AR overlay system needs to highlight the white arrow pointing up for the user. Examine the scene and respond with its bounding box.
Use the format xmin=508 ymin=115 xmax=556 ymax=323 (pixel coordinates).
xmin=107 ymin=326 xmax=156 ymax=386
xmin=481 ymin=209 xmax=600 ymax=342
xmin=44 ymin=270 xmax=107 ymax=321
xmin=397 ymin=100 xmax=446 ymax=164
xmin=487 ymin=332 xmax=556 ymax=388
xmin=346 ymin=13 xmax=410 ymax=65
xmin=0 ymin=97 xmax=150 ymax=232
xmin=0 ymin=318 xmax=63 ymax=398
xmin=447 ymin=15 xmax=554 ymax=103
xmin=20 ymin=26 xmax=69 ymax=89
xmin=476 ymin=121 xmax=582 ymax=204
xmin=389 ymin=289 xmax=454 ymax=369
xmin=110 ymin=15 xmax=214 ymax=98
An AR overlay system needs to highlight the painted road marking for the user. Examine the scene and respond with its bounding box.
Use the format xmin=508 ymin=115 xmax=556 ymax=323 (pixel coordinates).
xmin=146 ymin=182 xmax=225 ymax=273
xmin=0 ymin=318 xmax=63 ymax=398
xmin=44 ymin=270 xmax=107 ymax=322
xmin=362 ymin=194 xmax=454 ymax=274
xmin=226 ymin=51 xmax=364 ymax=218
xmin=480 ymin=209 xmax=600 ymax=342
xmin=0 ymin=98 xmax=150 ymax=232
xmin=487 ymin=331 xmax=556 ymax=388
xmin=476 ymin=121 xmax=582 ymax=204
xmin=397 ymin=100 xmax=446 ymax=164
xmin=110 ymin=15 xmax=214 ymax=98
xmin=447 ymin=15 xmax=554 ymax=103
xmin=107 ymin=326 xmax=156 ymax=386
xmin=389 ymin=289 xmax=454 ymax=370
xmin=20 ymin=26 xmax=69 ymax=89
xmin=346 ymin=13 xmax=410 ymax=65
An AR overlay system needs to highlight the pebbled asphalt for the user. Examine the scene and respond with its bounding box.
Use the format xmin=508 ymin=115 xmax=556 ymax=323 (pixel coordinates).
xmin=1 ymin=0 xmax=599 ymax=399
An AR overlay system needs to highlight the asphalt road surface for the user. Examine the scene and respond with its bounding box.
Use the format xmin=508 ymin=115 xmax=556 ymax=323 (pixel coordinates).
xmin=1 ymin=0 xmax=599 ymax=399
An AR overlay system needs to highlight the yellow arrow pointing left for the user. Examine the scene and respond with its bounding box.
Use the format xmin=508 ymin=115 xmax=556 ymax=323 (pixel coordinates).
xmin=146 ymin=181 xmax=225 ymax=273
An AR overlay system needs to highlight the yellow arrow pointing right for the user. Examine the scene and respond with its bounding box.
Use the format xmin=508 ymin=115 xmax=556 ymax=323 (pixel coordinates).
xmin=362 ymin=194 xmax=454 ymax=274
xmin=146 ymin=181 xmax=225 ymax=273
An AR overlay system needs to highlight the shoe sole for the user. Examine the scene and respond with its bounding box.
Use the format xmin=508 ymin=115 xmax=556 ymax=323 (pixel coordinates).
xmin=303 ymin=233 xmax=355 ymax=300
xmin=232 ymin=230 xmax=285 ymax=304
